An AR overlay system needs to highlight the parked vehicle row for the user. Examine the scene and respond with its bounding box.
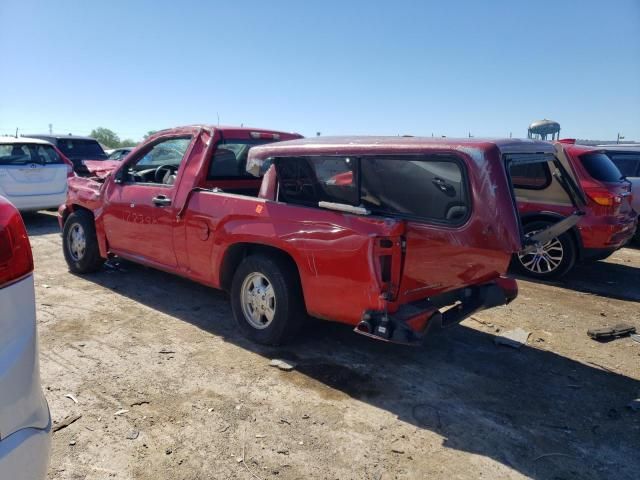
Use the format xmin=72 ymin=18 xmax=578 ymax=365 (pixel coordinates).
xmin=24 ymin=134 xmax=108 ymax=175
xmin=0 ymin=126 xmax=636 ymax=480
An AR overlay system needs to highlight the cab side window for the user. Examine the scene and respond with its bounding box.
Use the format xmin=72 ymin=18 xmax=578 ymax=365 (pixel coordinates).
xmin=125 ymin=136 xmax=192 ymax=185
xmin=136 ymin=138 xmax=192 ymax=168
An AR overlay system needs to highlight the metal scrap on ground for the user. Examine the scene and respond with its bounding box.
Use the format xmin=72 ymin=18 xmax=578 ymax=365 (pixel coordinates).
xmin=494 ymin=328 xmax=531 ymax=349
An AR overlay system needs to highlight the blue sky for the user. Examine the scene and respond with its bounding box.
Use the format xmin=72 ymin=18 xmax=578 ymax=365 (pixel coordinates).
xmin=1 ymin=0 xmax=638 ymax=141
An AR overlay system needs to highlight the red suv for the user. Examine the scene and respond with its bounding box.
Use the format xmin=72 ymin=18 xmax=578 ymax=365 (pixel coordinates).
xmin=512 ymin=140 xmax=636 ymax=279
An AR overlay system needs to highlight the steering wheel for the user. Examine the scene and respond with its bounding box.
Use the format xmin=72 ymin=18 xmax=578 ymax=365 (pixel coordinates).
xmin=154 ymin=164 xmax=176 ymax=183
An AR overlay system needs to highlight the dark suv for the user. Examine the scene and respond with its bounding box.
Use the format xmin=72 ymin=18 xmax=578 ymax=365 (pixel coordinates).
xmin=22 ymin=134 xmax=107 ymax=174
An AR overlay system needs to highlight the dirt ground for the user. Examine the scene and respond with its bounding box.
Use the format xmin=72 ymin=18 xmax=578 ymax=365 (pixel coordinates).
xmin=24 ymin=211 xmax=639 ymax=480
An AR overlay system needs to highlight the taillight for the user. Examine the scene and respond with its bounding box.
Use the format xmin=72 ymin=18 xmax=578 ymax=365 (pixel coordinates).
xmin=66 ymin=163 xmax=75 ymax=178
xmin=580 ymin=180 xmax=621 ymax=209
xmin=0 ymin=200 xmax=34 ymax=287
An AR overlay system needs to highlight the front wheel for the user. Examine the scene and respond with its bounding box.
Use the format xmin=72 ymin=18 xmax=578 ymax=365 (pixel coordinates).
xmin=513 ymin=220 xmax=577 ymax=280
xmin=230 ymin=254 xmax=305 ymax=345
xmin=62 ymin=210 xmax=105 ymax=273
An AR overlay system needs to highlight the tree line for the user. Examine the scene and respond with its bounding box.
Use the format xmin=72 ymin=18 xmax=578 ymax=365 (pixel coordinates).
xmin=89 ymin=127 xmax=158 ymax=149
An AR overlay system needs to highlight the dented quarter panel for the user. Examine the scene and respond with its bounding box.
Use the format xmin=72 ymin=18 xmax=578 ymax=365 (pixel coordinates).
xmin=182 ymin=192 xmax=404 ymax=323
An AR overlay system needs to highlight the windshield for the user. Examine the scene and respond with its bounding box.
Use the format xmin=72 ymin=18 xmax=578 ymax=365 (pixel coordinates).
xmin=0 ymin=143 xmax=64 ymax=165
xmin=57 ymin=139 xmax=107 ymax=160
xmin=580 ymin=153 xmax=624 ymax=182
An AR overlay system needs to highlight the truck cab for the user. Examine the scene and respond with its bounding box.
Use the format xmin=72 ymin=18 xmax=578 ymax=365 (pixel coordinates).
xmin=59 ymin=128 xmax=580 ymax=345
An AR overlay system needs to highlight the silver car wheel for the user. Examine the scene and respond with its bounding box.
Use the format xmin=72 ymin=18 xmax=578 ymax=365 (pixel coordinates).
xmin=518 ymin=230 xmax=564 ymax=274
xmin=67 ymin=223 xmax=87 ymax=261
xmin=240 ymin=272 xmax=276 ymax=329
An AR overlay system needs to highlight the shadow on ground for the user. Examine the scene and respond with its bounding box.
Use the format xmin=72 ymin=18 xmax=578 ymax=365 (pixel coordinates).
xmin=75 ymin=259 xmax=640 ymax=480
xmin=22 ymin=210 xmax=60 ymax=236
xmin=513 ymin=252 xmax=640 ymax=303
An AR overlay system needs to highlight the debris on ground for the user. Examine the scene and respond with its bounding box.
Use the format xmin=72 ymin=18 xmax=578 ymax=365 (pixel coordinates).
xmin=126 ymin=429 xmax=140 ymax=440
xmin=587 ymin=324 xmax=636 ymax=341
xmin=494 ymin=328 xmax=530 ymax=349
xmin=269 ymin=358 xmax=297 ymax=371
xmin=158 ymin=348 xmax=176 ymax=354
xmin=630 ymin=334 xmax=640 ymax=344
xmin=53 ymin=414 xmax=82 ymax=433
xmin=64 ymin=393 xmax=78 ymax=404
xmin=114 ymin=409 xmax=129 ymax=416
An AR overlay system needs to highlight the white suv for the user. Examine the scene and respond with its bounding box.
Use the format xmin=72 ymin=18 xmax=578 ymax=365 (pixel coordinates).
xmin=0 ymin=196 xmax=52 ymax=478
xmin=0 ymin=137 xmax=72 ymax=211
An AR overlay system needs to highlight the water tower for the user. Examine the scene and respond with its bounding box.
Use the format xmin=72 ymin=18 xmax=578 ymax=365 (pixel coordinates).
xmin=527 ymin=119 xmax=561 ymax=140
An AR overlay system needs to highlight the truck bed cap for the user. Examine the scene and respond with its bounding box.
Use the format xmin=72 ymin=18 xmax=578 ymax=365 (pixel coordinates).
xmin=247 ymin=136 xmax=555 ymax=176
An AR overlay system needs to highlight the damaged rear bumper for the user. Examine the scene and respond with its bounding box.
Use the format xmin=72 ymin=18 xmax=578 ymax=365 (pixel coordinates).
xmin=355 ymin=277 xmax=518 ymax=345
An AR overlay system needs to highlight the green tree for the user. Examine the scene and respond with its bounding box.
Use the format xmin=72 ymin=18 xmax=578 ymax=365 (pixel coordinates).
xmin=90 ymin=127 xmax=121 ymax=149
xmin=119 ymin=138 xmax=137 ymax=147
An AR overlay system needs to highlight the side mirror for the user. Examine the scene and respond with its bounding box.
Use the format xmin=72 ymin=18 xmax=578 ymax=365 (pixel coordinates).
xmin=113 ymin=167 xmax=126 ymax=184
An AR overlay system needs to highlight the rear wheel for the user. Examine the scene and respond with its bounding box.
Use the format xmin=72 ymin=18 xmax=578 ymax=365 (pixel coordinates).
xmin=514 ymin=220 xmax=577 ymax=280
xmin=62 ymin=210 xmax=104 ymax=273
xmin=230 ymin=254 xmax=305 ymax=345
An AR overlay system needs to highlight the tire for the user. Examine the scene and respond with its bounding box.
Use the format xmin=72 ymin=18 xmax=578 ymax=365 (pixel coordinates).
xmin=513 ymin=220 xmax=577 ymax=280
xmin=62 ymin=210 xmax=105 ymax=273
xmin=230 ymin=254 xmax=305 ymax=345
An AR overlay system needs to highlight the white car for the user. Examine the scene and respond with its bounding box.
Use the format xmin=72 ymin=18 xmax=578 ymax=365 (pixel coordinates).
xmin=0 ymin=196 xmax=52 ymax=478
xmin=0 ymin=137 xmax=72 ymax=211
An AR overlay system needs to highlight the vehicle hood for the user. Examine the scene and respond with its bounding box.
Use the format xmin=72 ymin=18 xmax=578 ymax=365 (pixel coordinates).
xmin=83 ymin=160 xmax=121 ymax=178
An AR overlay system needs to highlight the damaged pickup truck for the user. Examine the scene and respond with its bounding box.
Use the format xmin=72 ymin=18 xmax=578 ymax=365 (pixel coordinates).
xmin=59 ymin=127 xmax=583 ymax=345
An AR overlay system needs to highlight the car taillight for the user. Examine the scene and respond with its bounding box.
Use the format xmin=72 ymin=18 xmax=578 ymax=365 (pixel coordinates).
xmin=66 ymin=163 xmax=75 ymax=177
xmin=0 ymin=202 xmax=34 ymax=287
xmin=580 ymin=180 xmax=620 ymax=208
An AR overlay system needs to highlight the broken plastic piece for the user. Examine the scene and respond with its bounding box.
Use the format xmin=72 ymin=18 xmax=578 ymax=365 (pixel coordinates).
xmin=587 ymin=324 xmax=636 ymax=340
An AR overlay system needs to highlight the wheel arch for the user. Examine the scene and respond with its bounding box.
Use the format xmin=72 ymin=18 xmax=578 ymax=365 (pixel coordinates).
xmin=66 ymin=205 xmax=109 ymax=258
xmin=219 ymin=242 xmax=304 ymax=296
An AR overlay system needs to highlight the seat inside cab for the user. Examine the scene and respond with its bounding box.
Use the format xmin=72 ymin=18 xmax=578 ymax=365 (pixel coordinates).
xmin=199 ymin=143 xmax=263 ymax=196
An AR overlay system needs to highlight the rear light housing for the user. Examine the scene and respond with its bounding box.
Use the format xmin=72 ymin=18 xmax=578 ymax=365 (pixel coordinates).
xmin=0 ymin=200 xmax=34 ymax=287
xmin=580 ymin=179 xmax=621 ymax=211
xmin=250 ymin=131 xmax=280 ymax=140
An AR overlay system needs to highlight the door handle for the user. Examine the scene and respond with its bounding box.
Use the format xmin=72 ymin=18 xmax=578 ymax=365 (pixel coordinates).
xmin=152 ymin=195 xmax=172 ymax=207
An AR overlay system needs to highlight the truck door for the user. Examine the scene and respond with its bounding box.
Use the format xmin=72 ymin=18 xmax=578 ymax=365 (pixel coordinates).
xmin=101 ymin=135 xmax=196 ymax=269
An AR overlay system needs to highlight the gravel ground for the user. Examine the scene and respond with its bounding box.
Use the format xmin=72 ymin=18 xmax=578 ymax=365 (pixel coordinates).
xmin=24 ymin=211 xmax=640 ymax=480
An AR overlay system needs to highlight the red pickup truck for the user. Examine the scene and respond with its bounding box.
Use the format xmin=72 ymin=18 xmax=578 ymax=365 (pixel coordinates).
xmin=59 ymin=126 xmax=581 ymax=345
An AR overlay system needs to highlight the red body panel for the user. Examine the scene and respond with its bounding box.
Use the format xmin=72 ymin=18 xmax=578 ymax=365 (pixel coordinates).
xmin=62 ymin=129 xmax=530 ymax=338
